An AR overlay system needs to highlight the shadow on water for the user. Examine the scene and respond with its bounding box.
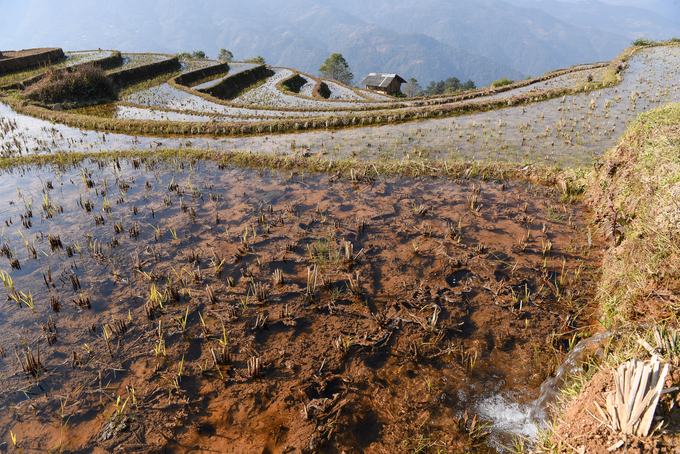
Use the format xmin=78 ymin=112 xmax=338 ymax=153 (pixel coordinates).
xmin=0 ymin=158 xmax=599 ymax=452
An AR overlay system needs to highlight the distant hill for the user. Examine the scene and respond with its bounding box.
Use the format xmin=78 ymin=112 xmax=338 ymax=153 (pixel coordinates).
xmin=504 ymin=0 xmax=680 ymax=41
xmin=0 ymin=0 xmax=524 ymax=87
xmin=327 ymin=0 xmax=633 ymax=77
xmin=2 ymin=0 xmax=678 ymax=87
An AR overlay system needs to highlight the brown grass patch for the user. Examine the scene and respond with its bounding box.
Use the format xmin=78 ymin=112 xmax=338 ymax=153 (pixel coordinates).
xmin=24 ymin=63 xmax=117 ymax=104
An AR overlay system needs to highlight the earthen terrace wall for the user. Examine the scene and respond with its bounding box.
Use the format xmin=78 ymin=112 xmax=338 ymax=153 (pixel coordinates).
xmin=0 ymin=48 xmax=65 ymax=75
xmin=173 ymin=62 xmax=230 ymax=87
xmin=280 ymin=73 xmax=307 ymax=93
xmin=107 ymin=54 xmax=180 ymax=88
xmin=0 ymin=50 xmax=124 ymax=91
xmin=314 ymin=80 xmax=331 ymax=99
xmin=197 ymin=64 xmax=274 ymax=100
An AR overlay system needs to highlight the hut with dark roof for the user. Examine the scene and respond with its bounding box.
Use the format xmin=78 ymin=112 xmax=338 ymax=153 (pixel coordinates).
xmin=360 ymin=73 xmax=406 ymax=95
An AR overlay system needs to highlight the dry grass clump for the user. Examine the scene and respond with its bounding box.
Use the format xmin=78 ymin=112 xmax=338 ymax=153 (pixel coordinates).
xmin=600 ymin=355 xmax=669 ymax=437
xmin=587 ymin=103 xmax=680 ymax=325
xmin=541 ymin=325 xmax=680 ymax=452
xmin=24 ymin=63 xmax=118 ymax=104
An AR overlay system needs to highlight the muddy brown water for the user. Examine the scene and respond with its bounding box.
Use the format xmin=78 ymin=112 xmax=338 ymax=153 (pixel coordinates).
xmin=0 ymin=158 xmax=598 ymax=453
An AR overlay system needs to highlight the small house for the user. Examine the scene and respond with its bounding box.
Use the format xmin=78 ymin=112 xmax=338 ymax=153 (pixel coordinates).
xmin=360 ymin=73 xmax=407 ymax=95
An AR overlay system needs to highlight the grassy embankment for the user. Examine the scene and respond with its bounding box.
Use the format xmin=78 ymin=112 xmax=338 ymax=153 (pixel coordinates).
xmin=531 ymin=102 xmax=680 ymax=451
xmin=589 ymin=103 xmax=680 ymax=326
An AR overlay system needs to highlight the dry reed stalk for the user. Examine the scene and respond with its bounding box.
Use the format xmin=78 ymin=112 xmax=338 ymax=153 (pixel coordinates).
xmin=602 ymin=355 xmax=669 ymax=437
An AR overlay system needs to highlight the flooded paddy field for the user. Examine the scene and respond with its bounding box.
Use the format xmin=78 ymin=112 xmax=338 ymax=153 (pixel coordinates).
xmin=298 ymin=75 xmax=317 ymax=99
xmin=232 ymin=69 xmax=379 ymax=109
xmin=65 ymin=50 xmax=118 ymax=67
xmin=0 ymin=50 xmax=118 ymax=88
xmin=190 ymin=62 xmax=260 ymax=90
xmin=111 ymin=53 xmax=173 ymax=73
xmin=0 ymin=157 xmax=598 ymax=453
xmin=359 ymin=90 xmax=393 ymax=101
xmin=487 ymin=66 xmax=609 ymax=101
xmin=324 ymin=81 xmax=370 ymax=102
xmin=120 ymin=83 xmax=328 ymax=119
xmin=1 ymin=46 xmax=678 ymax=168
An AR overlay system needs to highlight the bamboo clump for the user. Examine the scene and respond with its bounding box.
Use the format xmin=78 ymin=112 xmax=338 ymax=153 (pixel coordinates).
xmin=601 ymin=356 xmax=669 ymax=437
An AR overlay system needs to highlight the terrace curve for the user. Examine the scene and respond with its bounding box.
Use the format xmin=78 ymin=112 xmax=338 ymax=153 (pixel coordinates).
xmin=0 ymin=44 xmax=678 ymax=170
xmin=0 ymin=43 xmax=677 ymax=142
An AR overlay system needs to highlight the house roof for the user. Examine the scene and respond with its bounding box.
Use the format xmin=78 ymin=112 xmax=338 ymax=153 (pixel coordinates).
xmin=360 ymin=73 xmax=407 ymax=88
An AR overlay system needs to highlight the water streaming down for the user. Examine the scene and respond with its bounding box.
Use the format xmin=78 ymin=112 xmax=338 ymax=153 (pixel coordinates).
xmin=475 ymin=393 xmax=542 ymax=443
xmin=530 ymin=331 xmax=612 ymax=420
xmin=469 ymin=332 xmax=611 ymax=450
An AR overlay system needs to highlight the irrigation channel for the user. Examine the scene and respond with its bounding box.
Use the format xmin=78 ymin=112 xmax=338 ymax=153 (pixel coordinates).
xmin=0 ymin=45 xmax=676 ymax=453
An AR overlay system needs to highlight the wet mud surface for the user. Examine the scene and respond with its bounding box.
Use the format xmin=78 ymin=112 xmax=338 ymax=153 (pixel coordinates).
xmin=0 ymin=159 xmax=598 ymax=453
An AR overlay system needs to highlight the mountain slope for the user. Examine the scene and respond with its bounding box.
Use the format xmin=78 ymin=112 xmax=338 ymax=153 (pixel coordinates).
xmin=5 ymin=0 xmax=666 ymax=85
xmin=503 ymin=0 xmax=680 ymax=41
xmin=328 ymin=0 xmax=631 ymax=76
xmin=1 ymin=0 xmax=525 ymax=87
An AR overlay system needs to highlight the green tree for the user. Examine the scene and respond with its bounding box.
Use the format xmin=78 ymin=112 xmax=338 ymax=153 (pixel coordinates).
xmin=217 ymin=49 xmax=234 ymax=61
xmin=245 ymin=56 xmax=266 ymax=65
xmin=426 ymin=77 xmax=476 ymax=95
xmin=403 ymin=77 xmax=422 ymax=97
xmin=462 ymin=79 xmax=476 ymax=90
xmin=177 ymin=51 xmax=208 ymax=60
xmin=318 ymin=53 xmax=354 ymax=86
xmin=632 ymin=37 xmax=656 ymax=46
xmin=490 ymin=77 xmax=513 ymax=88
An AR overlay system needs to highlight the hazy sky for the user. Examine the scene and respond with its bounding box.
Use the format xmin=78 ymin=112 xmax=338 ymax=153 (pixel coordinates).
xmin=1 ymin=0 xmax=676 ymax=83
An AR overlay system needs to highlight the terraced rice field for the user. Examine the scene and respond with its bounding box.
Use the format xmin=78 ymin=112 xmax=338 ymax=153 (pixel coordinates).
xmin=233 ymin=68 xmax=380 ymax=109
xmin=0 ymin=50 xmax=118 ymax=87
xmin=0 ymin=43 xmax=677 ymax=454
xmin=325 ymin=80 xmax=371 ymax=101
xmin=113 ymin=53 xmax=172 ymax=72
xmin=191 ymin=62 xmax=260 ymax=90
xmin=1 ymin=45 xmax=678 ymax=168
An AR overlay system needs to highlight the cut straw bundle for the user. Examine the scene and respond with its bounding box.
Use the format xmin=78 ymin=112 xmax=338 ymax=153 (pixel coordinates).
xmin=601 ymin=356 xmax=669 ymax=437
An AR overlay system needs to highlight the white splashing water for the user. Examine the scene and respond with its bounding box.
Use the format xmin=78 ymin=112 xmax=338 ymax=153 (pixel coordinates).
xmin=473 ymin=393 xmax=543 ymax=449
xmin=469 ymin=332 xmax=612 ymax=451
